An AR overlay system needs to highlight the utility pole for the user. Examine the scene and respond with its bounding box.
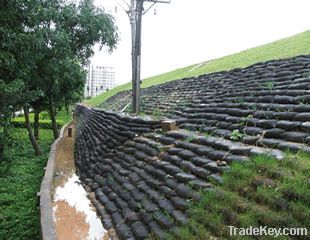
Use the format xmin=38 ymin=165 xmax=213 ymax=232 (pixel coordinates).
xmin=130 ymin=0 xmax=137 ymax=113
xmin=129 ymin=0 xmax=171 ymax=114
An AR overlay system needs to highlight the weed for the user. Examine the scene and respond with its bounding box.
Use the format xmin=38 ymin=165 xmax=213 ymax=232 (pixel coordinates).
xmin=303 ymin=70 xmax=310 ymax=78
xmin=152 ymin=108 xmax=163 ymax=117
xmin=297 ymin=96 xmax=307 ymax=105
xmin=204 ymin=132 xmax=210 ymax=138
xmin=185 ymin=135 xmax=195 ymax=142
xmin=234 ymin=98 xmax=244 ymax=103
xmin=230 ymin=129 xmax=244 ymax=141
xmin=265 ymin=81 xmax=275 ymax=90
xmin=240 ymin=114 xmax=253 ymax=130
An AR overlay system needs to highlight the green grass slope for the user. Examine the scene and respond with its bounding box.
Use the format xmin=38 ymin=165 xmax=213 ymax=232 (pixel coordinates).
xmin=166 ymin=152 xmax=310 ymax=240
xmin=86 ymin=30 xmax=310 ymax=107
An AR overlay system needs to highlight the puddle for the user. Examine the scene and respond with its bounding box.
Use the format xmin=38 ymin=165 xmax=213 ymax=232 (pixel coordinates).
xmin=53 ymin=173 xmax=109 ymax=240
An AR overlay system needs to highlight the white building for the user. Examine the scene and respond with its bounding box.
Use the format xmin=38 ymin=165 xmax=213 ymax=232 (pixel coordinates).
xmin=85 ymin=65 xmax=116 ymax=97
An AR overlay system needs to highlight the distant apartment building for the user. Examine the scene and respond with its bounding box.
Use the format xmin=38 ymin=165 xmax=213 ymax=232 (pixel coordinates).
xmin=85 ymin=65 xmax=116 ymax=97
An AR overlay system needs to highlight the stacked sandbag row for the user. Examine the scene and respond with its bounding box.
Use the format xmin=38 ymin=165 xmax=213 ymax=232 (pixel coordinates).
xmin=102 ymin=55 xmax=309 ymax=117
xmin=101 ymin=55 xmax=310 ymax=152
xmin=170 ymin=56 xmax=310 ymax=152
xmin=101 ymin=90 xmax=132 ymax=112
xmin=139 ymin=79 xmax=206 ymax=115
xmin=74 ymin=105 xmax=284 ymax=239
xmin=75 ymin=106 xmax=160 ymax=180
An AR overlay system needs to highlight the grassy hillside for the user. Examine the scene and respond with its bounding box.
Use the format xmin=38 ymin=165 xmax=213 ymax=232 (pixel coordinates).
xmin=166 ymin=152 xmax=310 ymax=239
xmin=86 ymin=30 xmax=310 ymax=107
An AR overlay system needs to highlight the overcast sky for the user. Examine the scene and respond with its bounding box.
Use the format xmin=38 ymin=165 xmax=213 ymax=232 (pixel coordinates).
xmin=92 ymin=0 xmax=310 ymax=85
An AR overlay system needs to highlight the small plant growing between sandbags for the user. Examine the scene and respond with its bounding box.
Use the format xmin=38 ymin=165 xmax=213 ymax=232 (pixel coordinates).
xmin=264 ymin=81 xmax=275 ymax=90
xmin=230 ymin=129 xmax=244 ymax=141
xmin=185 ymin=135 xmax=195 ymax=142
xmin=303 ymin=70 xmax=310 ymax=78
xmin=152 ymin=108 xmax=163 ymax=117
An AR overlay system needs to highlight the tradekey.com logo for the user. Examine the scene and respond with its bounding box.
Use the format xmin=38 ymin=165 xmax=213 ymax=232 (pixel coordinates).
xmin=228 ymin=226 xmax=308 ymax=238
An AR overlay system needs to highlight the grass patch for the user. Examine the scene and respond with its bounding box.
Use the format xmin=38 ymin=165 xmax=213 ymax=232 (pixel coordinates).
xmin=0 ymin=129 xmax=54 ymax=240
xmin=0 ymin=107 xmax=71 ymax=239
xmin=167 ymin=152 xmax=310 ymax=240
xmin=11 ymin=108 xmax=72 ymax=130
xmin=11 ymin=117 xmax=64 ymax=130
xmin=86 ymin=30 xmax=310 ymax=107
xmin=55 ymin=107 xmax=73 ymax=123
xmin=85 ymin=84 xmax=132 ymax=108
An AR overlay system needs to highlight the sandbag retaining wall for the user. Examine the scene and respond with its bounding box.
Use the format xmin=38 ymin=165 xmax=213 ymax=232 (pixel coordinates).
xmin=74 ymin=105 xmax=285 ymax=239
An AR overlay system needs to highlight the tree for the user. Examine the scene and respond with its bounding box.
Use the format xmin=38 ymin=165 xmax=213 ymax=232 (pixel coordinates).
xmin=0 ymin=0 xmax=44 ymax=156
xmin=30 ymin=96 xmax=49 ymax=140
xmin=33 ymin=0 xmax=118 ymax=139
xmin=0 ymin=0 xmax=118 ymax=153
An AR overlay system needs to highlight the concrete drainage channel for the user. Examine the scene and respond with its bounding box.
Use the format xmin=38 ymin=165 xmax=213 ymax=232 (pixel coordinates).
xmin=39 ymin=122 xmax=109 ymax=240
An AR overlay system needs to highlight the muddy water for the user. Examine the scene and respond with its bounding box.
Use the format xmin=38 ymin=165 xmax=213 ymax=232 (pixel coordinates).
xmin=52 ymin=126 xmax=109 ymax=240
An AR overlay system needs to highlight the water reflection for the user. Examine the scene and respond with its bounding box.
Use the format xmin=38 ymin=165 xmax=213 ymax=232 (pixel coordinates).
xmin=53 ymin=173 xmax=108 ymax=240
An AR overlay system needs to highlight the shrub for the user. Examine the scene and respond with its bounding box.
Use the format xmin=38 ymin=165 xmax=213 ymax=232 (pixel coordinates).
xmin=11 ymin=118 xmax=64 ymax=130
xmin=39 ymin=112 xmax=50 ymax=120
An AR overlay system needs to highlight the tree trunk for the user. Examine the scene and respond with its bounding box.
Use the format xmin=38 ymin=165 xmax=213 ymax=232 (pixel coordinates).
xmin=0 ymin=143 xmax=4 ymax=161
xmin=1 ymin=118 xmax=9 ymax=161
xmin=48 ymin=95 xmax=59 ymax=139
xmin=23 ymin=105 xmax=42 ymax=156
xmin=34 ymin=108 xmax=40 ymax=140
xmin=65 ymin=104 xmax=69 ymax=115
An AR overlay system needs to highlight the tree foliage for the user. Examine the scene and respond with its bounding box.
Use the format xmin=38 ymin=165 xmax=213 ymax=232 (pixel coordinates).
xmin=0 ymin=0 xmax=118 ymax=156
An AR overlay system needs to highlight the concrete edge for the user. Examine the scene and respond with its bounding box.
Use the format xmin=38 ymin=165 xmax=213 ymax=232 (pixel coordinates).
xmin=40 ymin=123 xmax=71 ymax=240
